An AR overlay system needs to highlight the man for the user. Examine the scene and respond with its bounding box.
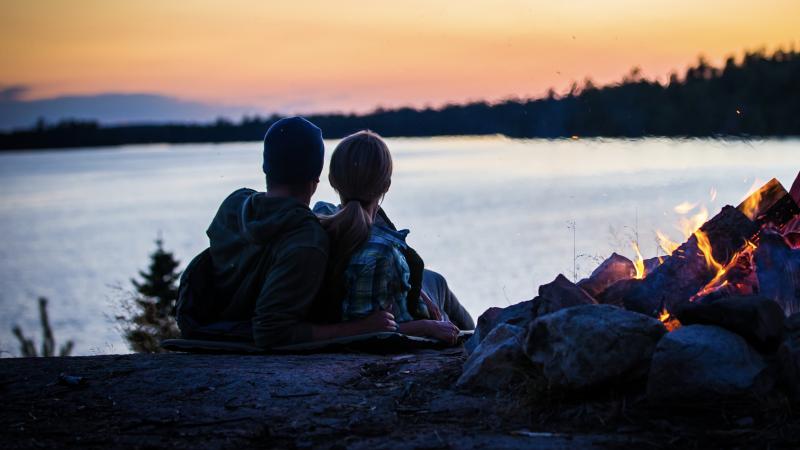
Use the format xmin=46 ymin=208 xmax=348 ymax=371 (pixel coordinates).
xmin=177 ymin=117 xmax=396 ymax=348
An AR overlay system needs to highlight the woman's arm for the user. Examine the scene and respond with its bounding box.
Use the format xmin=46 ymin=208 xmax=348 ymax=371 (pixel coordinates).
xmin=398 ymin=319 xmax=460 ymax=345
xmin=311 ymin=310 xmax=397 ymax=341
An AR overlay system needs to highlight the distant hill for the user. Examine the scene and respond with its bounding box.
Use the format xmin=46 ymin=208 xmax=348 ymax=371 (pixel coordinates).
xmin=0 ymin=91 xmax=254 ymax=130
xmin=1 ymin=49 xmax=798 ymax=150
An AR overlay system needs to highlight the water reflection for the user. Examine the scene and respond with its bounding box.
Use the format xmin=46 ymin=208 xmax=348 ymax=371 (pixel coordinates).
xmin=0 ymin=137 xmax=796 ymax=354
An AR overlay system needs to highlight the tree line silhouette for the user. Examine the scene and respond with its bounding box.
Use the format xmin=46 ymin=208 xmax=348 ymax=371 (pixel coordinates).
xmin=1 ymin=48 xmax=798 ymax=151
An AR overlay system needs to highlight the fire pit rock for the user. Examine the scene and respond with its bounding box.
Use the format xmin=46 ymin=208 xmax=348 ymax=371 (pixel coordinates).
xmin=465 ymin=274 xmax=596 ymax=354
xmin=777 ymin=313 xmax=800 ymax=400
xmin=577 ymin=253 xmax=636 ymax=298
xmin=675 ymin=295 xmax=786 ymax=353
xmin=465 ymin=302 xmax=533 ymax=355
xmin=457 ymin=323 xmax=534 ymax=391
xmin=755 ymin=229 xmax=800 ymax=316
xmin=647 ymin=325 xmax=773 ymax=404
xmin=524 ymin=304 xmax=667 ymax=390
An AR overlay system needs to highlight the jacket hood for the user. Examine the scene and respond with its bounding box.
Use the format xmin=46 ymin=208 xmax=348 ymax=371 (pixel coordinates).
xmin=208 ymin=188 xmax=316 ymax=248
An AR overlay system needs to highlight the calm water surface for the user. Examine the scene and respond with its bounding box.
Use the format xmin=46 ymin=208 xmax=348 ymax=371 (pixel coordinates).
xmin=0 ymin=137 xmax=797 ymax=355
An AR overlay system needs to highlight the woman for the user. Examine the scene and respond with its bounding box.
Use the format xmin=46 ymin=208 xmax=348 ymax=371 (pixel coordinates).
xmin=313 ymin=130 xmax=474 ymax=345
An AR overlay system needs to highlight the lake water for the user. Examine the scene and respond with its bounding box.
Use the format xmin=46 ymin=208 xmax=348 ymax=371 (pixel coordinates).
xmin=0 ymin=137 xmax=797 ymax=356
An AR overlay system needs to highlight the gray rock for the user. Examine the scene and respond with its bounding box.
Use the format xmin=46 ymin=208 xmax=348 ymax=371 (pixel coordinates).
xmin=755 ymin=230 xmax=800 ymax=316
xmin=674 ymin=295 xmax=785 ymax=353
xmin=597 ymin=278 xmax=642 ymax=307
xmin=577 ymin=253 xmax=636 ymax=298
xmin=457 ymin=324 xmax=533 ymax=391
xmin=465 ymin=274 xmax=595 ymax=354
xmin=525 ymin=304 xmax=667 ymax=390
xmin=535 ymin=274 xmax=597 ymax=316
xmin=647 ymin=325 xmax=773 ymax=404
xmin=465 ymin=302 xmax=533 ymax=354
xmin=777 ymin=314 xmax=800 ymax=400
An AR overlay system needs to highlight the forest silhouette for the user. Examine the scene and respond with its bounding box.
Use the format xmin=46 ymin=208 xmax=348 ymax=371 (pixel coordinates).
xmin=1 ymin=48 xmax=798 ymax=151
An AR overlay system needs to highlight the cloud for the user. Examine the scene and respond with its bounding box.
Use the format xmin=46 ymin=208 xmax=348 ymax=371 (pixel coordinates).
xmin=0 ymin=91 xmax=259 ymax=130
xmin=0 ymin=85 xmax=29 ymax=102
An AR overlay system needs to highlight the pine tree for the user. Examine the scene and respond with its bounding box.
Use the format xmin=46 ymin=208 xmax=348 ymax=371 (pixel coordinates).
xmin=118 ymin=237 xmax=182 ymax=353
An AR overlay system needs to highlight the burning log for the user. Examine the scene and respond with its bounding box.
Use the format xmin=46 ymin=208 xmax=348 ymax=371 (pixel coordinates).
xmin=738 ymin=178 xmax=800 ymax=230
xmin=790 ymin=170 xmax=800 ymax=206
xmin=622 ymin=205 xmax=757 ymax=315
xmin=754 ymin=229 xmax=800 ymax=316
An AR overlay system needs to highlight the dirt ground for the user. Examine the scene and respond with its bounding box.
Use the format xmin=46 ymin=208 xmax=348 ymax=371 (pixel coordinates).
xmin=1 ymin=349 xmax=797 ymax=449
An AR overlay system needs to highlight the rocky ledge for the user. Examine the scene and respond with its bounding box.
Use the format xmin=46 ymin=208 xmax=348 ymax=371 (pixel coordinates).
xmin=2 ymin=348 xmax=799 ymax=449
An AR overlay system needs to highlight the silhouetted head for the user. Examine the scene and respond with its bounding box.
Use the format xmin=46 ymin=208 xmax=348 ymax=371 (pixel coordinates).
xmin=262 ymin=116 xmax=325 ymax=203
xmin=319 ymin=130 xmax=393 ymax=266
xmin=328 ymin=130 xmax=393 ymax=207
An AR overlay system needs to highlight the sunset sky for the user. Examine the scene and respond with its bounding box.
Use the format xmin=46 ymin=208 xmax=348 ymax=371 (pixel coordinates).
xmin=1 ymin=0 xmax=798 ymax=118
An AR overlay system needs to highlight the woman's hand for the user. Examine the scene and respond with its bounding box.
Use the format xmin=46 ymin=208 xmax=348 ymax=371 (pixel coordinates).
xmin=423 ymin=320 xmax=460 ymax=345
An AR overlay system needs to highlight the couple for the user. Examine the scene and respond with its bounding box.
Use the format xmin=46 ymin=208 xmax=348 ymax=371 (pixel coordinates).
xmin=176 ymin=117 xmax=474 ymax=349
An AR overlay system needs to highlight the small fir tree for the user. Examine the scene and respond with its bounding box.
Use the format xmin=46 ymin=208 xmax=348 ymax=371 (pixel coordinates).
xmin=118 ymin=237 xmax=181 ymax=352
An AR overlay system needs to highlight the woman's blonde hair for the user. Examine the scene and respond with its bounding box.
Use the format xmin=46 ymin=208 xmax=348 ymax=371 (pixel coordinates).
xmin=319 ymin=130 xmax=393 ymax=270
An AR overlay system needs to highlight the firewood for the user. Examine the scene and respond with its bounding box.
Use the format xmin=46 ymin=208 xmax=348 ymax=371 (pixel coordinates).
xmin=623 ymin=206 xmax=757 ymax=315
xmin=790 ymin=170 xmax=800 ymax=206
xmin=737 ymin=178 xmax=800 ymax=230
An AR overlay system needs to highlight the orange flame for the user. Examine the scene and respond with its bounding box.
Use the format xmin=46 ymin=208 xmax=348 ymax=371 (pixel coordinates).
xmin=656 ymin=230 xmax=680 ymax=255
xmin=673 ymin=201 xmax=698 ymax=214
xmin=679 ymin=206 xmax=709 ymax=239
xmin=739 ymin=179 xmax=764 ymax=221
xmin=691 ymin=237 xmax=757 ymax=301
xmin=631 ymin=241 xmax=645 ymax=279
xmin=693 ymin=229 xmax=725 ymax=274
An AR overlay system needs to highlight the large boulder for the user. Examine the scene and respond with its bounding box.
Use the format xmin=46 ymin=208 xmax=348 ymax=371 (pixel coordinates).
xmin=457 ymin=324 xmax=533 ymax=391
xmin=465 ymin=274 xmax=595 ymax=354
xmin=647 ymin=325 xmax=773 ymax=404
xmin=675 ymin=295 xmax=785 ymax=353
xmin=525 ymin=304 xmax=667 ymax=390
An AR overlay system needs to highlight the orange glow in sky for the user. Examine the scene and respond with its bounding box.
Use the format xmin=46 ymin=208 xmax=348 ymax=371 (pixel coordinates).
xmin=2 ymin=0 xmax=798 ymax=114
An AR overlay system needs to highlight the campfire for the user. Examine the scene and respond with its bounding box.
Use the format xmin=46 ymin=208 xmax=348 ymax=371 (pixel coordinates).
xmin=460 ymin=171 xmax=800 ymax=412
xmin=590 ymin=173 xmax=800 ymax=322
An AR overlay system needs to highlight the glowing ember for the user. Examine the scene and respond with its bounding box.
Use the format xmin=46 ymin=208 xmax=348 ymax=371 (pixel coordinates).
xmin=692 ymin=240 xmax=758 ymax=301
xmin=658 ymin=308 xmax=681 ymax=332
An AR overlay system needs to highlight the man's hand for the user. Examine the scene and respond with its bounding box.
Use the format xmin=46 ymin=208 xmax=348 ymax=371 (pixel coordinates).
xmin=353 ymin=310 xmax=398 ymax=334
xmin=310 ymin=310 xmax=397 ymax=341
